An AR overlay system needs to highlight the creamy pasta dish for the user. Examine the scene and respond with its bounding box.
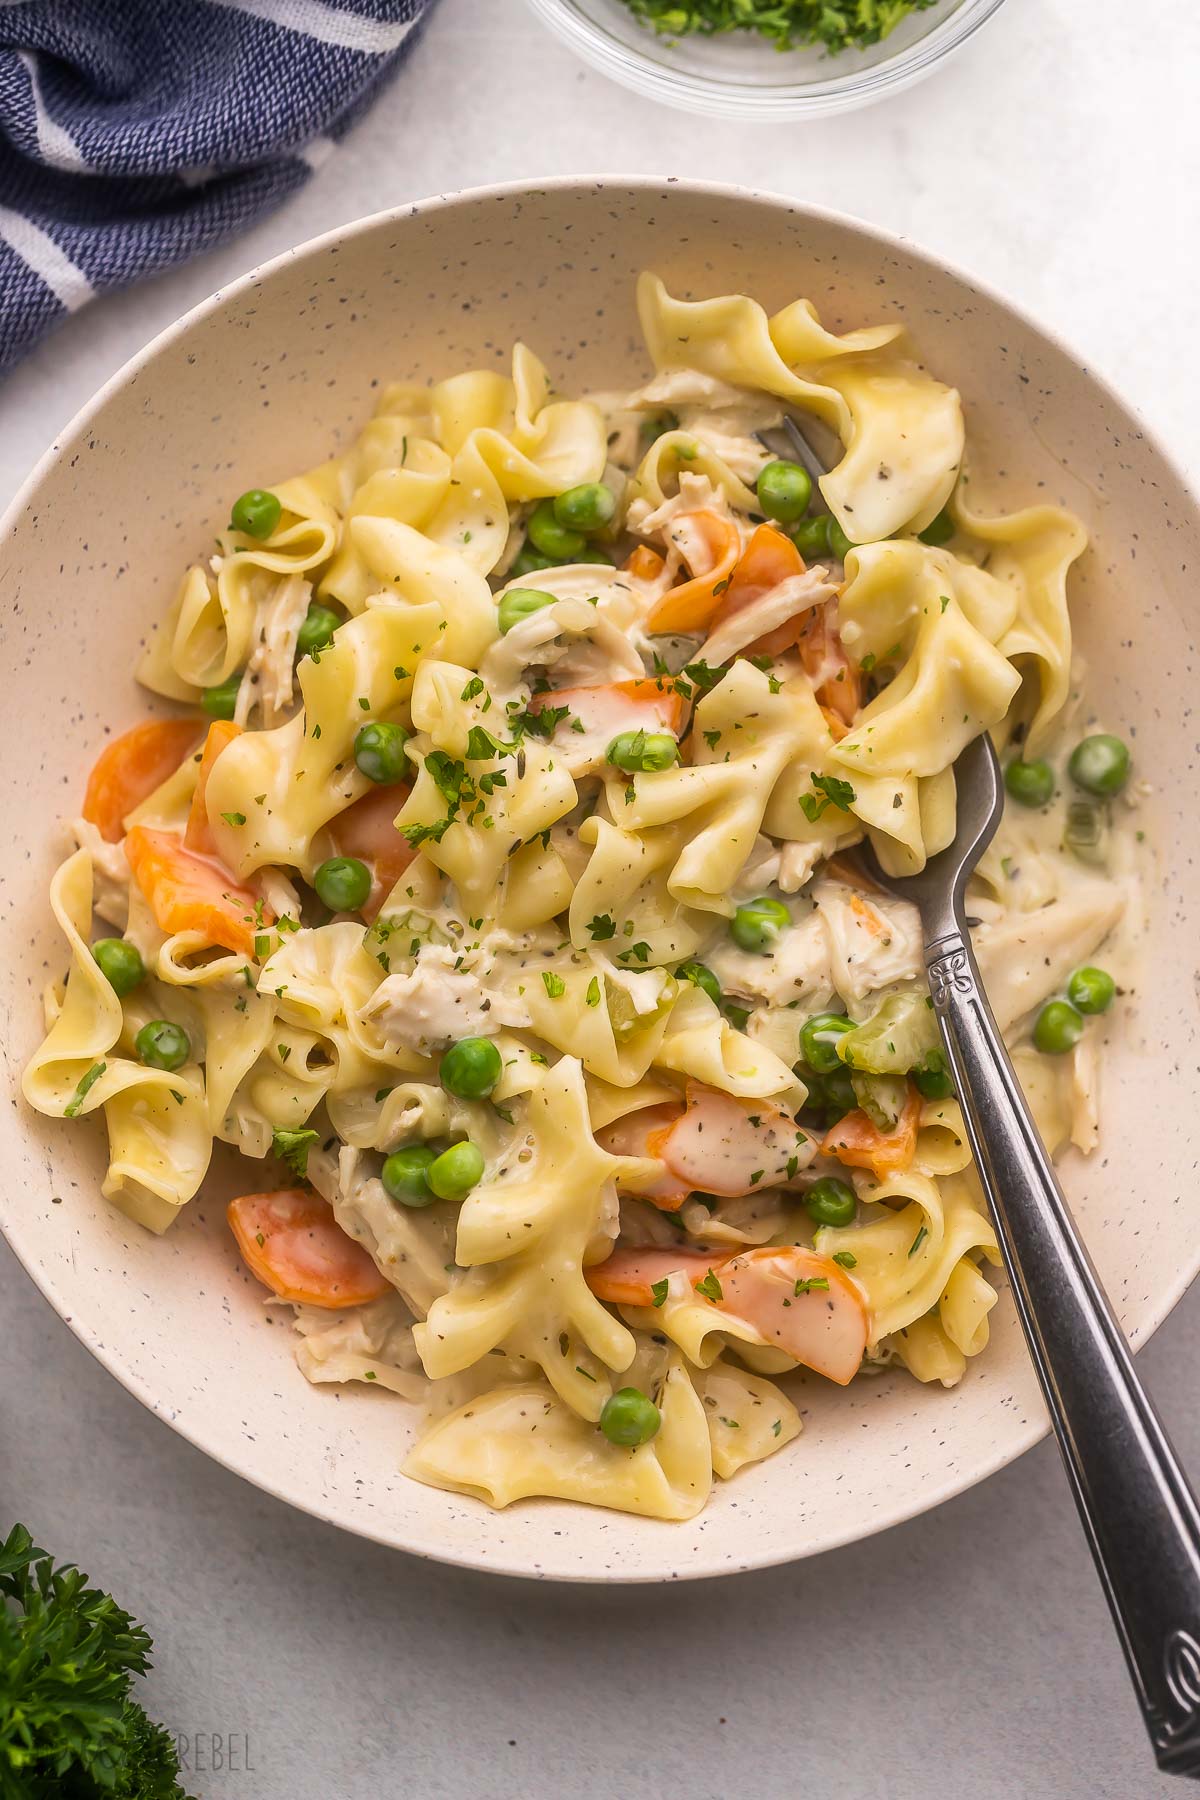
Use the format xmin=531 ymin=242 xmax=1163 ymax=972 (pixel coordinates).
xmin=23 ymin=276 xmax=1139 ymax=1523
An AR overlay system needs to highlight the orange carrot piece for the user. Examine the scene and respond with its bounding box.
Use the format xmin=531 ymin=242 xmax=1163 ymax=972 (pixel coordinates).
xmin=83 ymin=718 xmax=203 ymax=844
xmin=184 ymin=720 xmax=243 ymax=858
xmin=715 ymin=1246 xmax=868 ymax=1385
xmin=530 ymin=677 xmax=687 ymax=739
xmin=822 ymin=1086 xmax=921 ymax=1180
xmin=330 ymin=782 xmax=415 ymax=921
xmin=596 ymin=1102 xmax=689 ymax=1212
xmin=228 ymin=1188 xmax=391 ymax=1309
xmin=585 ymin=1247 xmax=715 ymax=1306
xmin=585 ymin=1242 xmax=869 ymax=1383
xmin=708 ymin=522 xmax=819 ymax=658
xmin=623 ymin=544 xmax=666 ymax=582
xmin=125 ymin=824 xmax=269 ymax=956
xmin=646 ymin=510 xmax=741 ymax=635
xmin=797 ymin=603 xmax=862 ymax=727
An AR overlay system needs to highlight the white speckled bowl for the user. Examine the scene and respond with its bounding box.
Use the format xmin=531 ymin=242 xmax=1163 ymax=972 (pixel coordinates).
xmin=2 ymin=180 xmax=1196 ymax=1583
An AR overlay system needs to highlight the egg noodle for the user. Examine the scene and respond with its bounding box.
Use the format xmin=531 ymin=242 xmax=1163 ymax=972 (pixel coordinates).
xmin=23 ymin=275 xmax=1138 ymax=1522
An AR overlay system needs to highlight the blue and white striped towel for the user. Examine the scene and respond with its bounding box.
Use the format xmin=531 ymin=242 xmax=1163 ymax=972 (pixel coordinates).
xmin=0 ymin=0 xmax=438 ymax=374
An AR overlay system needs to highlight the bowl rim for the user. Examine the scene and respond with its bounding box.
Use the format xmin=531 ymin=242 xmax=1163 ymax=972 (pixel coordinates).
xmin=522 ymin=0 xmax=1010 ymax=120
xmin=5 ymin=173 xmax=1199 ymax=1582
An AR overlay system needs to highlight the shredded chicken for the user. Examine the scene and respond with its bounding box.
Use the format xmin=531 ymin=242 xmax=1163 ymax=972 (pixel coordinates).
xmin=479 ymin=591 xmax=645 ymax=702
xmin=236 ymin=573 xmax=310 ymax=727
xmin=700 ymin=565 xmax=835 ymax=668
xmin=358 ymin=943 xmax=530 ymax=1053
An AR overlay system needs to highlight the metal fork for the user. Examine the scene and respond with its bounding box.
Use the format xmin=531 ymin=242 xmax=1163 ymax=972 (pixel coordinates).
xmin=861 ymin=731 xmax=1200 ymax=1780
xmin=758 ymin=407 xmax=1200 ymax=1773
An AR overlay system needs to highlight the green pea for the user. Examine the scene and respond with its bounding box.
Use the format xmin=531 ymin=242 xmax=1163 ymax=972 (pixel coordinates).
xmin=803 ymin=1176 xmax=858 ymax=1228
xmin=202 ymin=672 xmax=242 ymax=720
xmin=675 ymin=961 xmax=721 ymax=1005
xmin=354 ymin=720 xmax=409 ymax=785
xmin=381 ymin=1144 xmax=437 ymax=1207
xmin=571 ymin=546 xmax=613 ymax=565
xmin=554 ymin=483 xmax=616 ymax=534
xmin=756 ymin=459 xmax=813 ymax=525
xmin=1005 ymin=758 xmax=1054 ymax=808
xmin=314 ymin=856 xmax=371 ymax=913
xmin=93 ymin=938 xmax=145 ymax=998
xmin=229 ymin=488 xmax=281 ymax=539
xmin=790 ymin=516 xmax=830 ymax=560
xmin=440 ymin=1036 xmax=503 ymax=1101
xmin=296 ymin=602 xmax=340 ymax=656
xmin=913 ymin=1048 xmax=955 ymax=1100
xmin=1034 ymin=999 xmax=1084 ymax=1055
xmin=917 ymin=507 xmax=955 ymax=547
xmin=826 ymin=518 xmax=857 ymax=562
xmin=498 ymin=586 xmax=557 ymax=636
xmin=509 ymin=544 xmax=557 ymax=578
xmin=427 ymin=1140 xmax=485 ymax=1201
xmin=599 ymin=1386 xmax=661 ymax=1448
xmin=798 ymin=1011 xmax=854 ymax=1075
xmin=527 ymin=499 xmax=586 ymax=561
xmin=1067 ymin=966 xmax=1116 ymax=1015
xmin=723 ymin=1001 xmax=751 ymax=1033
xmin=730 ymin=896 xmax=790 ymax=955
xmin=1068 ymin=733 xmax=1131 ymax=798
xmin=135 ymin=1019 xmax=190 ymax=1071
xmin=606 ymin=730 xmax=679 ymax=774
xmin=820 ymin=1065 xmax=857 ymax=1122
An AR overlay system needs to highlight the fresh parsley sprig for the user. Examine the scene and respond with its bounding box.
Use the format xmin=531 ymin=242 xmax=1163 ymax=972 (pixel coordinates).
xmin=0 ymin=1523 xmax=193 ymax=1798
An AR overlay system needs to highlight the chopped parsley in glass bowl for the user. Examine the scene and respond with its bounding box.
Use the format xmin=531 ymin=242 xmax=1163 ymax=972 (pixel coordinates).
xmin=523 ymin=0 xmax=1008 ymax=118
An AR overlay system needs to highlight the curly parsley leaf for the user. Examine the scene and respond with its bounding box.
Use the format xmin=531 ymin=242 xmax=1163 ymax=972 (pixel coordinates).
xmin=799 ymin=772 xmax=857 ymax=823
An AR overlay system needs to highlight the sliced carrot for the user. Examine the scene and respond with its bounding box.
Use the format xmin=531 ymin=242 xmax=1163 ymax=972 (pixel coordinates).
xmin=530 ymin=677 xmax=687 ymax=775
xmin=585 ymin=1242 xmax=868 ymax=1384
xmin=596 ymin=1102 xmax=689 ymax=1211
xmin=532 ymin=677 xmax=686 ymax=736
xmin=585 ymin=1247 xmax=716 ymax=1306
xmin=330 ymin=782 xmax=415 ymax=921
xmin=648 ymin=1083 xmax=809 ymax=1198
xmin=184 ymin=720 xmax=243 ymax=858
xmin=646 ymin=510 xmax=741 ymax=635
xmin=83 ymin=718 xmax=203 ymax=843
xmin=796 ymin=601 xmax=862 ymax=727
xmin=228 ymin=1188 xmax=391 ymax=1309
xmin=125 ymin=824 xmax=269 ymax=957
xmin=822 ymin=1085 xmax=921 ymax=1180
xmin=708 ymin=523 xmax=819 ymax=658
xmin=623 ymin=544 xmax=666 ymax=582
xmin=716 ymin=1246 xmax=868 ymax=1385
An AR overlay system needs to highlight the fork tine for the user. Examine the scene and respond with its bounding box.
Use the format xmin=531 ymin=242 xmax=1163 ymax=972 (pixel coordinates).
xmin=755 ymin=415 xmax=831 ymax=516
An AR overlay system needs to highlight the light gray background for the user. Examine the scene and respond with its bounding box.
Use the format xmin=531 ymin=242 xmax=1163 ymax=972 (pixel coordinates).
xmin=1 ymin=1 xmax=1193 ymax=1795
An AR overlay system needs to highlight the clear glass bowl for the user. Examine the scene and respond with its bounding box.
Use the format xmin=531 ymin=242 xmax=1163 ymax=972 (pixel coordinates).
xmin=523 ymin=0 xmax=1008 ymax=119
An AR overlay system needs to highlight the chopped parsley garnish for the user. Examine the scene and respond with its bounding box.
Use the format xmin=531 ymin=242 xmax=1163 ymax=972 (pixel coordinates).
xmin=220 ymin=811 xmax=246 ymax=827
xmin=695 ymin=1269 xmax=723 ymax=1303
xmin=908 ymin=1225 xmax=929 ymax=1258
xmin=650 ymin=1278 xmax=669 ymax=1308
xmin=799 ymin=772 xmax=857 ymax=823
xmin=542 ymin=971 xmax=566 ymax=998
xmin=64 ymin=1061 xmax=106 ymax=1118
xmin=832 ymin=1250 xmax=858 ymax=1269
xmin=585 ymin=976 xmax=601 ymax=1008
xmin=587 ymin=913 xmax=616 ymax=940
xmin=794 ymin=1276 xmax=830 ymax=1295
